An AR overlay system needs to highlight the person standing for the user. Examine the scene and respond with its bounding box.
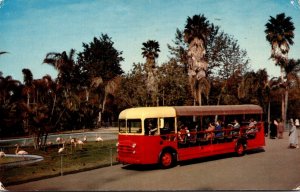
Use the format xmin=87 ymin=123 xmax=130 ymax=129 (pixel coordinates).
xmin=270 ymin=120 xmax=277 ymax=139
xmin=295 ymin=119 xmax=300 ymax=129
xmin=264 ymin=121 xmax=269 ymax=137
xmin=289 ymin=119 xmax=299 ymax=148
xmin=277 ymin=119 xmax=284 ymax=139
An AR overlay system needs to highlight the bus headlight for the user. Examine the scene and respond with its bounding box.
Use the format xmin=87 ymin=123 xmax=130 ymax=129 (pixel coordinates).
xmin=132 ymin=143 xmax=136 ymax=148
xmin=132 ymin=150 xmax=136 ymax=154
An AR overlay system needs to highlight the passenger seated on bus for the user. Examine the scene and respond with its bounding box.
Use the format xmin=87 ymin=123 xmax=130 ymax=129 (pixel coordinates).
xmin=149 ymin=127 xmax=158 ymax=135
xmin=246 ymin=118 xmax=257 ymax=134
xmin=147 ymin=122 xmax=158 ymax=135
xmin=206 ymin=123 xmax=215 ymax=140
xmin=178 ymin=124 xmax=189 ymax=143
xmin=215 ymin=120 xmax=223 ymax=137
xmin=231 ymin=119 xmax=240 ymax=136
xmin=249 ymin=118 xmax=257 ymax=128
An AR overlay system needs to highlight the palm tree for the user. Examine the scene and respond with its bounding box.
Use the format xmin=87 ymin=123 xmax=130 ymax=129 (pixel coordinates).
xmin=283 ymin=59 xmax=300 ymax=119
xmin=184 ymin=14 xmax=211 ymax=106
xmin=141 ymin=40 xmax=160 ymax=106
xmin=43 ymin=49 xmax=75 ymax=88
xmin=265 ymin=13 xmax=295 ymax=126
xmin=22 ymin=69 xmax=34 ymax=106
xmin=265 ymin=13 xmax=295 ymax=67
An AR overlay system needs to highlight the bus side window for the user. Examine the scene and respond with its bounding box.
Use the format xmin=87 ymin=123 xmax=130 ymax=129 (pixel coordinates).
xmin=160 ymin=118 xmax=175 ymax=135
xmin=145 ymin=118 xmax=158 ymax=135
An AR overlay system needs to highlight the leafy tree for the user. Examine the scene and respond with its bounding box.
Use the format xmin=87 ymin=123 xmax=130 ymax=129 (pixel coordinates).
xmin=238 ymin=69 xmax=269 ymax=109
xmin=115 ymin=63 xmax=148 ymax=108
xmin=169 ymin=20 xmax=250 ymax=105
xmin=77 ymin=34 xmax=124 ymax=82
xmin=167 ymin=29 xmax=189 ymax=71
xmin=0 ymin=75 xmax=24 ymax=137
xmin=157 ymin=59 xmax=192 ymax=106
xmin=77 ymin=34 xmax=124 ymax=126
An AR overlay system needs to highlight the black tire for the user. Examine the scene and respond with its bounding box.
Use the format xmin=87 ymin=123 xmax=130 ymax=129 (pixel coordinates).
xmin=236 ymin=142 xmax=246 ymax=156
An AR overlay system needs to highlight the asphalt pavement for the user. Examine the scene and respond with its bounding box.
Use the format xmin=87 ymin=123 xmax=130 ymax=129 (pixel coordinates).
xmin=5 ymin=131 xmax=300 ymax=191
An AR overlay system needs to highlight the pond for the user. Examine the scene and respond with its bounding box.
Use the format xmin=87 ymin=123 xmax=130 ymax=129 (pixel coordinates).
xmin=0 ymin=154 xmax=44 ymax=168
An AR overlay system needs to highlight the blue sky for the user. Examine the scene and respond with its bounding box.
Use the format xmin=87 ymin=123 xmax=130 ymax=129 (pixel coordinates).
xmin=0 ymin=0 xmax=299 ymax=81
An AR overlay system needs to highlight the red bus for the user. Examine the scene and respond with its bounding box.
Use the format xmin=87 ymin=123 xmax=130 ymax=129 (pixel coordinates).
xmin=117 ymin=105 xmax=265 ymax=168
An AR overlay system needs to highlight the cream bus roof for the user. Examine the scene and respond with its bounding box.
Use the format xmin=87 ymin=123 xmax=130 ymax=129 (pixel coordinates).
xmin=118 ymin=105 xmax=262 ymax=119
xmin=119 ymin=107 xmax=176 ymax=119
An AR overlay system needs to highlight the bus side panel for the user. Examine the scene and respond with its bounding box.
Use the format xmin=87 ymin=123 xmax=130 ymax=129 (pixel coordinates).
xmin=178 ymin=142 xmax=236 ymax=161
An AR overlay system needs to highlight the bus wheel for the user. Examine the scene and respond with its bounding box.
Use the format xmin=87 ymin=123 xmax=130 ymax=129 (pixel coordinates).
xmin=160 ymin=151 xmax=175 ymax=169
xmin=236 ymin=143 xmax=246 ymax=156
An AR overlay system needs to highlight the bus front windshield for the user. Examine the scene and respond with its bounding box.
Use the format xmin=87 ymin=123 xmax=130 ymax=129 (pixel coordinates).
xmin=119 ymin=119 xmax=142 ymax=134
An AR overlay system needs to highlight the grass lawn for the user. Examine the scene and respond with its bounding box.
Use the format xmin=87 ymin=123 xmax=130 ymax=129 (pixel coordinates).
xmin=0 ymin=140 xmax=118 ymax=186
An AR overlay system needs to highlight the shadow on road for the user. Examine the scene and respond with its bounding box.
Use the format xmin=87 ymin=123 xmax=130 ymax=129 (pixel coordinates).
xmin=121 ymin=164 xmax=160 ymax=171
xmin=179 ymin=148 xmax=265 ymax=167
xmin=120 ymin=148 xmax=265 ymax=170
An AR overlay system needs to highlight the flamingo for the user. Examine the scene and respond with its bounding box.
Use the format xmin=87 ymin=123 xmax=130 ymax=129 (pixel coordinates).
xmin=0 ymin=181 xmax=6 ymax=191
xmin=15 ymin=144 xmax=28 ymax=155
xmin=0 ymin=151 xmax=5 ymax=158
xmin=58 ymin=143 xmax=65 ymax=154
xmin=96 ymin=134 xmax=103 ymax=142
xmin=96 ymin=134 xmax=103 ymax=146
xmin=56 ymin=137 xmax=64 ymax=144
xmin=76 ymin=140 xmax=84 ymax=149
xmin=83 ymin=135 xmax=87 ymax=143
xmin=69 ymin=136 xmax=77 ymax=149
xmin=46 ymin=141 xmax=53 ymax=146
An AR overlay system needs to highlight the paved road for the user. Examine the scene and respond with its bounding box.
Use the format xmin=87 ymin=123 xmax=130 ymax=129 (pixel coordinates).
xmin=6 ymin=132 xmax=300 ymax=191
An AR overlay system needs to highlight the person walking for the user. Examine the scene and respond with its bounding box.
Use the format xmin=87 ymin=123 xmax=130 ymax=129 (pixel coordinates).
xmin=289 ymin=119 xmax=299 ymax=148
xmin=277 ymin=119 xmax=284 ymax=139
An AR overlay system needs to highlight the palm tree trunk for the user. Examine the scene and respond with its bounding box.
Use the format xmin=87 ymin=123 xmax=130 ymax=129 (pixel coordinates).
xmin=198 ymin=88 xmax=202 ymax=106
xmin=281 ymin=93 xmax=285 ymax=126
xmin=280 ymin=66 xmax=286 ymax=128
xmin=284 ymin=88 xmax=289 ymax=129
xmin=51 ymin=94 xmax=57 ymax=120
xmin=85 ymin=88 xmax=89 ymax=102
xmin=268 ymin=101 xmax=270 ymax=129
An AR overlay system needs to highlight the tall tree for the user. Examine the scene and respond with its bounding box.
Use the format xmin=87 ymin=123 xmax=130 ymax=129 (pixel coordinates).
xmin=168 ymin=24 xmax=250 ymax=106
xmin=141 ymin=40 xmax=160 ymax=106
xmin=43 ymin=49 xmax=76 ymax=89
xmin=183 ymin=14 xmax=211 ymax=106
xmin=265 ymin=13 xmax=295 ymax=126
xmin=77 ymin=34 xmax=124 ymax=126
xmin=22 ymin=69 xmax=34 ymax=106
xmin=238 ymin=69 xmax=269 ymax=108
xmin=158 ymin=59 xmax=192 ymax=106
xmin=115 ymin=63 xmax=148 ymax=108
